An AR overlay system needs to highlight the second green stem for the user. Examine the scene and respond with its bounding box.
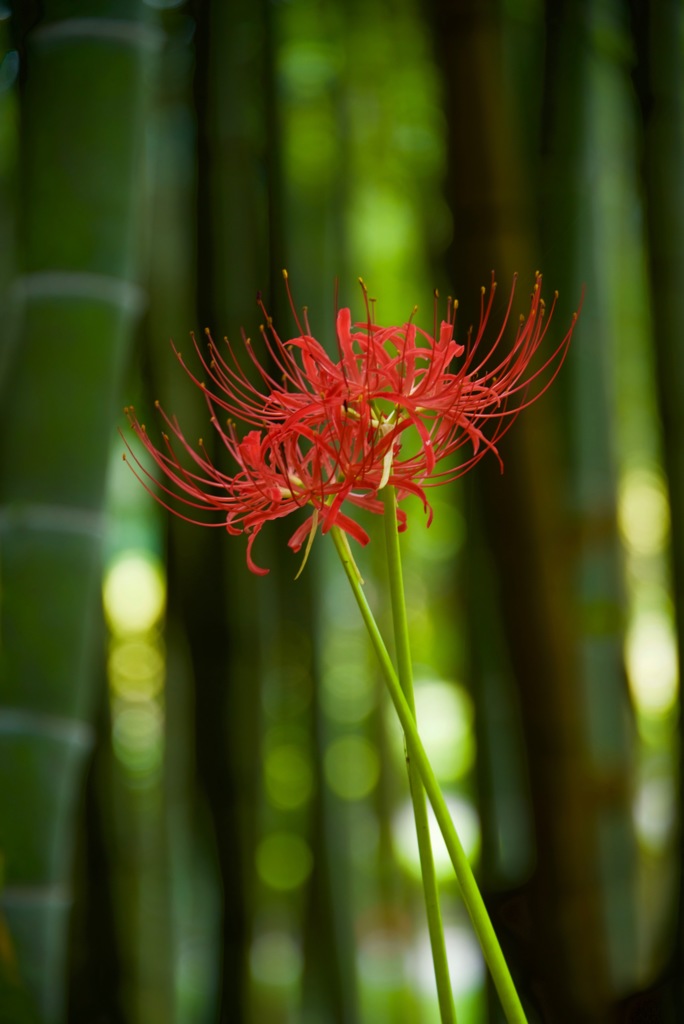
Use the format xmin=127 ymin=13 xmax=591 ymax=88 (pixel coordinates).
xmin=382 ymin=486 xmax=457 ymax=1024
xmin=330 ymin=522 xmax=528 ymax=1024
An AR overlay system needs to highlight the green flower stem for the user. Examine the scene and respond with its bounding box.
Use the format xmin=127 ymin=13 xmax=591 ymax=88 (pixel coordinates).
xmin=330 ymin=525 xmax=528 ymax=1024
xmin=381 ymin=487 xmax=457 ymax=1024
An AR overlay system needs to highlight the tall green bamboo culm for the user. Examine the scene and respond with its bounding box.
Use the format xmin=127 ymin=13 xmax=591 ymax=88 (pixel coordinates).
xmin=631 ymin=1 xmax=684 ymax=1012
xmin=427 ymin=0 xmax=626 ymax=1016
xmin=540 ymin=1 xmax=639 ymax=1004
xmin=0 ymin=7 xmax=159 ymax=1021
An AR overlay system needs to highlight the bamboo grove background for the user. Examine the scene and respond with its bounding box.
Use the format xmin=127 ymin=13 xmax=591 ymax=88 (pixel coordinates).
xmin=0 ymin=0 xmax=681 ymax=1022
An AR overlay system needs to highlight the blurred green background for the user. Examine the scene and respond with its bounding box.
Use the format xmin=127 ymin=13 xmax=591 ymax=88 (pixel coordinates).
xmin=0 ymin=0 xmax=682 ymax=1022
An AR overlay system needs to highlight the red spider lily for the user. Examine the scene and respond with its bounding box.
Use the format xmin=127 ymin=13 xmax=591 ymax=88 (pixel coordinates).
xmin=123 ymin=273 xmax=578 ymax=575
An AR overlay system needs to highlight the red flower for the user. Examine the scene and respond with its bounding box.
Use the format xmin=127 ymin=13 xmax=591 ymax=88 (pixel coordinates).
xmin=123 ymin=273 xmax=578 ymax=574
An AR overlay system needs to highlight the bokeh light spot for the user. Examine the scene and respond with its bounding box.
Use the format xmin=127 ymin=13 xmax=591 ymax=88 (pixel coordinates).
xmin=103 ymin=551 xmax=166 ymax=635
xmin=324 ymin=735 xmax=380 ymax=801
xmin=393 ymin=794 xmax=480 ymax=881
xmin=264 ymin=743 xmax=314 ymax=811
xmin=386 ymin=679 xmax=475 ymax=782
xmin=108 ymin=638 xmax=164 ymax=702
xmin=625 ymin=611 xmax=678 ymax=716
xmin=256 ymin=832 xmax=313 ymax=892
xmin=414 ymin=680 xmax=475 ymax=781
xmin=619 ymin=467 xmax=670 ymax=556
xmin=633 ymin=773 xmax=676 ymax=853
xmin=112 ymin=703 xmax=164 ymax=779
xmin=410 ymin=925 xmax=485 ymax=999
xmin=322 ymin=661 xmax=376 ymax=724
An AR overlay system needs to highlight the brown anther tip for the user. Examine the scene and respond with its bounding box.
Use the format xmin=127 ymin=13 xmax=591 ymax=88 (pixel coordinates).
xmin=154 ymin=399 xmax=160 ymax=408
xmin=282 ymin=268 xmax=289 ymax=279
xmin=122 ymin=453 xmax=127 ymax=461
xmin=434 ymin=288 xmax=439 ymax=299
xmin=200 ymin=382 xmax=206 ymax=389
xmin=204 ymin=327 xmax=211 ymax=336
xmin=554 ymin=290 xmax=559 ymax=299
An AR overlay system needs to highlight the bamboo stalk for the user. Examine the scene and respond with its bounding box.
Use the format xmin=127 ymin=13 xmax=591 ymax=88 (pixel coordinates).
xmin=0 ymin=10 xmax=159 ymax=1020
